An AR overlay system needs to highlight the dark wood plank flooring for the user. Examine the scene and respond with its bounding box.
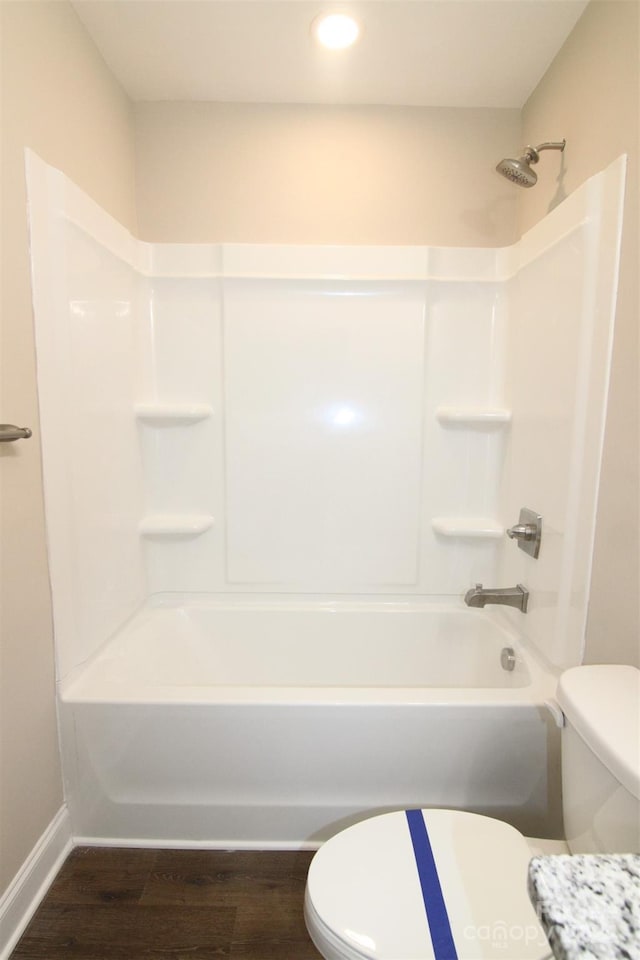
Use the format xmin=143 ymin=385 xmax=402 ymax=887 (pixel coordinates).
xmin=11 ymin=847 xmax=323 ymax=959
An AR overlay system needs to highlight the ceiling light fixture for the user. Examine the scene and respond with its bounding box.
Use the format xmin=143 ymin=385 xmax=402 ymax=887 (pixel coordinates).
xmin=313 ymin=13 xmax=360 ymax=50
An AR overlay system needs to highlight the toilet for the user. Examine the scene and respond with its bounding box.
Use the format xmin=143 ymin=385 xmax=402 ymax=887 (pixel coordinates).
xmin=304 ymin=665 xmax=640 ymax=960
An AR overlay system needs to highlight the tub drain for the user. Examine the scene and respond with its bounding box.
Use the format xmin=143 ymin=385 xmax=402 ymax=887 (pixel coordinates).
xmin=500 ymin=646 xmax=516 ymax=671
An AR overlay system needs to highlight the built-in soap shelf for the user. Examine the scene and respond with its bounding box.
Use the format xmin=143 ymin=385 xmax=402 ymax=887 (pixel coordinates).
xmin=436 ymin=406 xmax=511 ymax=426
xmin=135 ymin=403 xmax=213 ymax=425
xmin=139 ymin=514 xmax=214 ymax=538
xmin=136 ymin=406 xmax=214 ymax=539
xmin=432 ymin=518 xmax=504 ymax=539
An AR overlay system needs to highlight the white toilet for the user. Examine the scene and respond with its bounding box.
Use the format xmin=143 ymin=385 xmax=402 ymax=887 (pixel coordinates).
xmin=304 ymin=665 xmax=640 ymax=960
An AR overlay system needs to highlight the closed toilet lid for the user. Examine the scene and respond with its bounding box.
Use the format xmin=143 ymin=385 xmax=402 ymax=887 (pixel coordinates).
xmin=305 ymin=809 xmax=550 ymax=960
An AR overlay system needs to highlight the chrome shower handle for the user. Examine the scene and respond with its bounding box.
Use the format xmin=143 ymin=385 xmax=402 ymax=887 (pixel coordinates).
xmin=0 ymin=424 xmax=32 ymax=442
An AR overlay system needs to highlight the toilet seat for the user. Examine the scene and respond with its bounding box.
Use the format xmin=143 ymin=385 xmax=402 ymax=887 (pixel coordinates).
xmin=304 ymin=809 xmax=551 ymax=960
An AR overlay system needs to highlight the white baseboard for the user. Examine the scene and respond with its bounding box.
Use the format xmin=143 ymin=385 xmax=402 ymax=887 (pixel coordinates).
xmin=73 ymin=834 xmax=320 ymax=851
xmin=0 ymin=806 xmax=73 ymax=960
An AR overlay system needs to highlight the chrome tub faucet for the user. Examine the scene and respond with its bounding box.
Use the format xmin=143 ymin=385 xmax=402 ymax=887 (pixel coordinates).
xmin=464 ymin=583 xmax=529 ymax=613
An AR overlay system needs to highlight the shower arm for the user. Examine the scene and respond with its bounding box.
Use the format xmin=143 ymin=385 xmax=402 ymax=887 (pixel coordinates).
xmin=525 ymin=140 xmax=567 ymax=164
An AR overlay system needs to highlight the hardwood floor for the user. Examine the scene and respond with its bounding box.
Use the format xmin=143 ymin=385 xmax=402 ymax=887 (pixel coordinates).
xmin=10 ymin=847 xmax=324 ymax=959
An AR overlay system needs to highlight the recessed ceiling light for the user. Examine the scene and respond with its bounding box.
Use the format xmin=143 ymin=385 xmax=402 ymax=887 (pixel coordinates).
xmin=313 ymin=13 xmax=360 ymax=50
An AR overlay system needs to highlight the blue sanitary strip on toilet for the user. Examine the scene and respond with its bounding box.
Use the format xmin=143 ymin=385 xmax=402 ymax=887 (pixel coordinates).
xmin=405 ymin=810 xmax=459 ymax=960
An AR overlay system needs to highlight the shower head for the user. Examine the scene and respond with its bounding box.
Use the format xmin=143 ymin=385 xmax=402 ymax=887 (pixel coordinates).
xmin=496 ymin=140 xmax=566 ymax=188
xmin=496 ymin=153 xmax=539 ymax=187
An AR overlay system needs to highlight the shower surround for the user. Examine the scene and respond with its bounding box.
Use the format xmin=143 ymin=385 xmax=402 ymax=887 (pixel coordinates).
xmin=26 ymin=152 xmax=625 ymax=846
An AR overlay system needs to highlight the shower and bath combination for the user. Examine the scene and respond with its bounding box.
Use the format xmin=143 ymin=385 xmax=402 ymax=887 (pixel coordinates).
xmin=26 ymin=149 xmax=626 ymax=853
xmin=496 ymin=139 xmax=566 ymax=186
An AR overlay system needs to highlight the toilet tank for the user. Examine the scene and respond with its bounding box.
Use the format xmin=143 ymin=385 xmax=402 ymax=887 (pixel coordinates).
xmin=557 ymin=665 xmax=640 ymax=854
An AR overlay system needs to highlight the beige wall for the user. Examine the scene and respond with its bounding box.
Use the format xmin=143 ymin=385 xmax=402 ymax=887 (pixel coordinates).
xmin=135 ymin=102 xmax=520 ymax=246
xmin=0 ymin=1 xmax=137 ymax=896
xmin=519 ymin=0 xmax=639 ymax=668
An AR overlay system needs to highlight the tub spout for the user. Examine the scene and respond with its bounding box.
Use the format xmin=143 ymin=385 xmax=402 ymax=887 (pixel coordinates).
xmin=464 ymin=583 xmax=529 ymax=613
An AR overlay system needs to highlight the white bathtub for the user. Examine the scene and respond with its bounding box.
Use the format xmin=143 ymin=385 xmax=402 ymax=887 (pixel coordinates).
xmin=59 ymin=598 xmax=562 ymax=847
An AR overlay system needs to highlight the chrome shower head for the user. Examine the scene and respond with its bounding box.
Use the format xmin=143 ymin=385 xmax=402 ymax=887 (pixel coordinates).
xmin=496 ymin=154 xmax=538 ymax=187
xmin=496 ymin=140 xmax=566 ymax=188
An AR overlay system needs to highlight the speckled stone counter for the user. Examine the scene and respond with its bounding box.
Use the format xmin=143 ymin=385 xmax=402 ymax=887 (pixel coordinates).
xmin=528 ymin=854 xmax=640 ymax=960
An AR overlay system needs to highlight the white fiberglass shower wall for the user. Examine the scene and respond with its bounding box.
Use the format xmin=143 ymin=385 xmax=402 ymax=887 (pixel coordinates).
xmin=28 ymin=151 xmax=625 ymax=677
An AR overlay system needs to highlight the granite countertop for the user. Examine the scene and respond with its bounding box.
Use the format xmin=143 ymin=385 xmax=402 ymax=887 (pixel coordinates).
xmin=528 ymin=854 xmax=640 ymax=960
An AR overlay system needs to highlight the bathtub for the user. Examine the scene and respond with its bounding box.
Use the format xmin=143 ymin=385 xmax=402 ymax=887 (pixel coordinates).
xmin=59 ymin=598 xmax=562 ymax=847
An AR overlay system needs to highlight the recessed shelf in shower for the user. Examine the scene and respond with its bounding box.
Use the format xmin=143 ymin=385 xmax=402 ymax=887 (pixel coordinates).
xmin=436 ymin=406 xmax=512 ymax=426
xmin=134 ymin=403 xmax=213 ymax=425
xmin=431 ymin=518 xmax=504 ymax=539
xmin=139 ymin=514 xmax=214 ymax=538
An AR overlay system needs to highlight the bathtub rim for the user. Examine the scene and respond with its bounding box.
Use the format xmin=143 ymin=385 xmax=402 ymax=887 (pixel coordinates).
xmin=59 ymin=594 xmax=560 ymax=707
